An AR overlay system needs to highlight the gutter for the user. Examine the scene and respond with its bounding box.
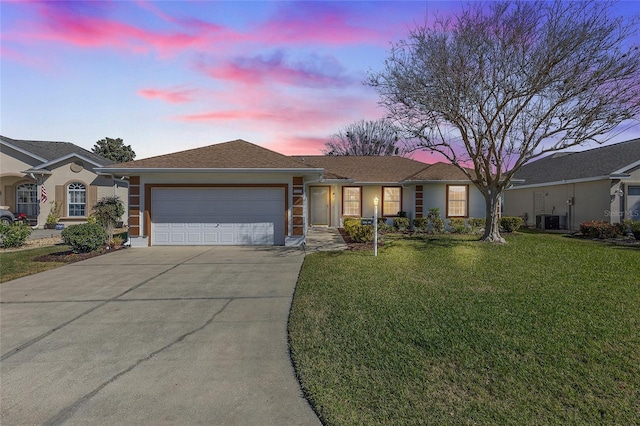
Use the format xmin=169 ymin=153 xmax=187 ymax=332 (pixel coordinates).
xmin=96 ymin=167 xmax=325 ymax=174
xmin=505 ymin=175 xmax=620 ymax=190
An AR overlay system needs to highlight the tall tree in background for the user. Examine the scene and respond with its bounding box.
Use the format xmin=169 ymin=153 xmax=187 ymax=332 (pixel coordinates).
xmin=92 ymin=137 xmax=136 ymax=163
xmin=323 ymin=119 xmax=409 ymax=156
xmin=369 ymin=0 xmax=640 ymax=243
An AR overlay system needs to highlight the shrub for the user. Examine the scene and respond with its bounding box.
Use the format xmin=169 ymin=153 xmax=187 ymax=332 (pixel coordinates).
xmin=93 ymin=196 xmax=125 ymax=240
xmin=500 ymin=216 xmax=524 ymax=233
xmin=413 ymin=217 xmax=429 ymax=231
xmin=393 ymin=217 xmax=410 ymax=231
xmin=0 ymin=223 xmax=32 ymax=248
xmin=46 ymin=201 xmax=62 ymax=225
xmin=448 ymin=218 xmax=468 ymax=233
xmin=579 ymin=221 xmax=624 ymax=239
xmin=427 ymin=208 xmax=444 ymax=234
xmin=342 ymin=218 xmax=374 ymax=242
xmin=468 ymin=218 xmax=485 ymax=233
xmin=62 ymin=223 xmax=108 ymax=253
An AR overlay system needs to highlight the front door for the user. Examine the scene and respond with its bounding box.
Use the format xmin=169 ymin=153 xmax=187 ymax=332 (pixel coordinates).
xmin=310 ymin=186 xmax=330 ymax=226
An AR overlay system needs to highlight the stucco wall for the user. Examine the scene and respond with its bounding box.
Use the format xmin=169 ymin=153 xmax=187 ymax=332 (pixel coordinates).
xmin=504 ymin=179 xmax=615 ymax=229
xmin=421 ymin=183 xmax=485 ymax=220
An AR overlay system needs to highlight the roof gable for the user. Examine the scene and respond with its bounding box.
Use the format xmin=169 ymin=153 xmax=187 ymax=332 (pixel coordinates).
xmin=0 ymin=135 xmax=111 ymax=166
xmin=108 ymin=140 xmax=314 ymax=170
xmin=513 ymin=138 xmax=640 ymax=185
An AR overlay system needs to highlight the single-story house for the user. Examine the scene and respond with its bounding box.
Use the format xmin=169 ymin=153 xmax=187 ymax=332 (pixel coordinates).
xmin=504 ymin=138 xmax=640 ymax=230
xmin=0 ymin=135 xmax=129 ymax=227
xmin=99 ymin=139 xmax=485 ymax=247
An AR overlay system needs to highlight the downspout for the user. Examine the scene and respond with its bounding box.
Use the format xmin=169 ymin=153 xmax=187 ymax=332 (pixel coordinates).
xmin=28 ymin=173 xmax=41 ymax=229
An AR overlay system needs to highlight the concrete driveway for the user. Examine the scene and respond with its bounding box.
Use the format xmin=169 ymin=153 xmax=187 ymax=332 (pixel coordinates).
xmin=0 ymin=246 xmax=321 ymax=425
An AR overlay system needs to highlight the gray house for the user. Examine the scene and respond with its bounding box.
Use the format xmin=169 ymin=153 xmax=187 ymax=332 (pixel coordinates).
xmin=504 ymin=138 xmax=640 ymax=230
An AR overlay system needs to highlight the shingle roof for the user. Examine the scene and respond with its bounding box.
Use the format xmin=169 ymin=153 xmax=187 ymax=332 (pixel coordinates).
xmin=406 ymin=162 xmax=471 ymax=181
xmin=512 ymin=138 xmax=640 ymax=185
xmin=292 ymin=155 xmax=431 ymax=182
xmin=0 ymin=135 xmax=111 ymax=166
xmin=109 ymin=140 xmax=314 ymax=169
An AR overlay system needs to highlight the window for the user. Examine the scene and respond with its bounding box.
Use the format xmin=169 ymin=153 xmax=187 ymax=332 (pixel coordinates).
xmin=16 ymin=183 xmax=38 ymax=216
xmin=447 ymin=185 xmax=468 ymax=217
xmin=67 ymin=182 xmax=86 ymax=217
xmin=382 ymin=186 xmax=402 ymax=216
xmin=342 ymin=187 xmax=361 ymax=216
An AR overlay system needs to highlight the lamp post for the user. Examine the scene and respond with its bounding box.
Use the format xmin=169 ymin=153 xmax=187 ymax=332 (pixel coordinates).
xmin=373 ymin=196 xmax=379 ymax=257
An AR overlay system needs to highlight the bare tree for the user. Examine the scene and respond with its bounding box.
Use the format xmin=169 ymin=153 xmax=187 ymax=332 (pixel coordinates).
xmin=323 ymin=118 xmax=409 ymax=156
xmin=369 ymin=0 xmax=640 ymax=242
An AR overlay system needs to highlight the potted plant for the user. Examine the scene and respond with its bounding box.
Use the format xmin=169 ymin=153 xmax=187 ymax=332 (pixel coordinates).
xmin=623 ymin=219 xmax=640 ymax=240
xmin=45 ymin=201 xmax=62 ymax=229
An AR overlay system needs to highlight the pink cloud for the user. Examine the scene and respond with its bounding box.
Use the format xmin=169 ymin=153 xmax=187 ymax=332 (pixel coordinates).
xmin=267 ymin=136 xmax=328 ymax=155
xmin=138 ymin=87 xmax=195 ymax=104
xmin=196 ymin=50 xmax=352 ymax=88
xmin=10 ymin=1 xmax=236 ymax=57
xmin=257 ymin=3 xmax=392 ymax=46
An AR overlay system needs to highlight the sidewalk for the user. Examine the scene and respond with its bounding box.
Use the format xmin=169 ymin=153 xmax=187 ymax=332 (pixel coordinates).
xmin=304 ymin=227 xmax=348 ymax=252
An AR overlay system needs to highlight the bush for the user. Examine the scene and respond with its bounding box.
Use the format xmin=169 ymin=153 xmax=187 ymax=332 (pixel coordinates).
xmin=62 ymin=223 xmax=108 ymax=253
xmin=500 ymin=216 xmax=523 ymax=233
xmin=579 ymin=221 xmax=624 ymax=239
xmin=413 ymin=217 xmax=429 ymax=231
xmin=468 ymin=218 xmax=485 ymax=233
xmin=448 ymin=218 xmax=468 ymax=233
xmin=0 ymin=223 xmax=32 ymax=248
xmin=393 ymin=217 xmax=410 ymax=231
xmin=342 ymin=218 xmax=374 ymax=242
xmin=427 ymin=208 xmax=444 ymax=234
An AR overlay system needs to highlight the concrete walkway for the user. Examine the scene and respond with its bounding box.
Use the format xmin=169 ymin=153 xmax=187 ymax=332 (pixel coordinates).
xmin=0 ymin=246 xmax=321 ymax=425
xmin=303 ymin=227 xmax=348 ymax=252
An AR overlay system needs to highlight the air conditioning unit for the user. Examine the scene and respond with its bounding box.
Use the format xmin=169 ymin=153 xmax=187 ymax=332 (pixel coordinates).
xmin=536 ymin=214 xmax=560 ymax=230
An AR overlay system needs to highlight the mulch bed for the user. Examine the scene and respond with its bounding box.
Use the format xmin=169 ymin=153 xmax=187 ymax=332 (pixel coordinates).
xmin=34 ymin=246 xmax=126 ymax=263
xmin=338 ymin=228 xmax=383 ymax=251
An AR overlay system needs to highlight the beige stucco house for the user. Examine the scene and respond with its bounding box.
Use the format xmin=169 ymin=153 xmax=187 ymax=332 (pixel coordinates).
xmin=0 ymin=135 xmax=129 ymax=228
xmin=99 ymin=139 xmax=485 ymax=247
xmin=504 ymin=138 xmax=640 ymax=230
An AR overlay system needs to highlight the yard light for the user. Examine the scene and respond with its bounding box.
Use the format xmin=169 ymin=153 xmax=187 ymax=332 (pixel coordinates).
xmin=373 ymin=196 xmax=379 ymax=257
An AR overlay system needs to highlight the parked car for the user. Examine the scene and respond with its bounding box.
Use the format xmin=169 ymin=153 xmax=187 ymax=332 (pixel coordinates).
xmin=1 ymin=209 xmax=16 ymax=226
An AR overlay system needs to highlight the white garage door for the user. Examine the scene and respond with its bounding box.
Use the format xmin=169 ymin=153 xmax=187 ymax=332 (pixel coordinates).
xmin=151 ymin=187 xmax=285 ymax=246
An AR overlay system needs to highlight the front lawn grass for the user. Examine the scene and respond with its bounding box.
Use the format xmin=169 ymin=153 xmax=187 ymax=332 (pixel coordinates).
xmin=289 ymin=233 xmax=640 ymax=425
xmin=0 ymin=245 xmax=70 ymax=283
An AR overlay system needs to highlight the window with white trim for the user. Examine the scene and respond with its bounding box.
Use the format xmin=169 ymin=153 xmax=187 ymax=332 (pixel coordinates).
xmin=342 ymin=187 xmax=361 ymax=217
xmin=382 ymin=186 xmax=402 ymax=217
xmin=447 ymin=185 xmax=468 ymax=217
xmin=67 ymin=182 xmax=86 ymax=217
xmin=16 ymin=183 xmax=38 ymax=216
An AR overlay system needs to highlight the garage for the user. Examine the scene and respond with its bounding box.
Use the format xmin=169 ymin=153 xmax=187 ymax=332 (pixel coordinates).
xmin=151 ymin=187 xmax=286 ymax=246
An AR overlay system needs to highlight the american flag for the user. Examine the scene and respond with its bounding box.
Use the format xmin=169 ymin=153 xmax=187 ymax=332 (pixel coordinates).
xmin=41 ymin=185 xmax=47 ymax=203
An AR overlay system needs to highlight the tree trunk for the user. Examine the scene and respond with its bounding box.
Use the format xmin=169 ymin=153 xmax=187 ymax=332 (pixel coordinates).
xmin=481 ymin=188 xmax=505 ymax=244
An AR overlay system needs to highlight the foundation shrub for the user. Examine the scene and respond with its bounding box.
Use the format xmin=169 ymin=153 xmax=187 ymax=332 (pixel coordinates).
xmin=468 ymin=217 xmax=485 ymax=233
xmin=0 ymin=223 xmax=32 ymax=248
xmin=393 ymin=217 xmax=410 ymax=231
xmin=62 ymin=223 xmax=108 ymax=253
xmin=413 ymin=217 xmax=429 ymax=231
xmin=448 ymin=218 xmax=468 ymax=233
xmin=500 ymin=216 xmax=524 ymax=233
xmin=579 ymin=221 xmax=624 ymax=239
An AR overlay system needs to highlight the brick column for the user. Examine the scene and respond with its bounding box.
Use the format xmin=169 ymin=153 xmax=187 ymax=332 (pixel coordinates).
xmin=292 ymin=177 xmax=304 ymax=236
xmin=415 ymin=185 xmax=423 ymax=218
xmin=128 ymin=176 xmax=141 ymax=236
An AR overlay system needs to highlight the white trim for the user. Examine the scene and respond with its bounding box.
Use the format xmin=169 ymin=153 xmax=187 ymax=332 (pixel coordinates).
xmin=97 ymin=167 xmax=324 ymax=174
xmin=506 ymin=175 xmax=611 ymax=190
xmin=33 ymin=153 xmax=105 ymax=170
xmin=612 ymin=159 xmax=640 ymax=175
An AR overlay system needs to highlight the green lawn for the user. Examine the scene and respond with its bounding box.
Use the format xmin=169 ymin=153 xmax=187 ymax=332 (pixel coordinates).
xmin=289 ymin=233 xmax=640 ymax=425
xmin=0 ymin=245 xmax=70 ymax=283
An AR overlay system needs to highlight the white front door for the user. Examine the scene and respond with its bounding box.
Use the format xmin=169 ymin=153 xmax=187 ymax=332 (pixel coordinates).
xmin=310 ymin=186 xmax=330 ymax=226
xmin=151 ymin=187 xmax=285 ymax=245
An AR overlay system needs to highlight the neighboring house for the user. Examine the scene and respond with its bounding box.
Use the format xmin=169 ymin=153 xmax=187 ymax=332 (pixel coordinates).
xmin=99 ymin=139 xmax=484 ymax=247
xmin=504 ymin=138 xmax=640 ymax=230
xmin=0 ymin=135 xmax=129 ymax=228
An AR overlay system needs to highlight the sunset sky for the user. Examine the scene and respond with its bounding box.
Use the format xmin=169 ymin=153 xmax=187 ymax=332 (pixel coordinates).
xmin=2 ymin=1 xmax=639 ymax=162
